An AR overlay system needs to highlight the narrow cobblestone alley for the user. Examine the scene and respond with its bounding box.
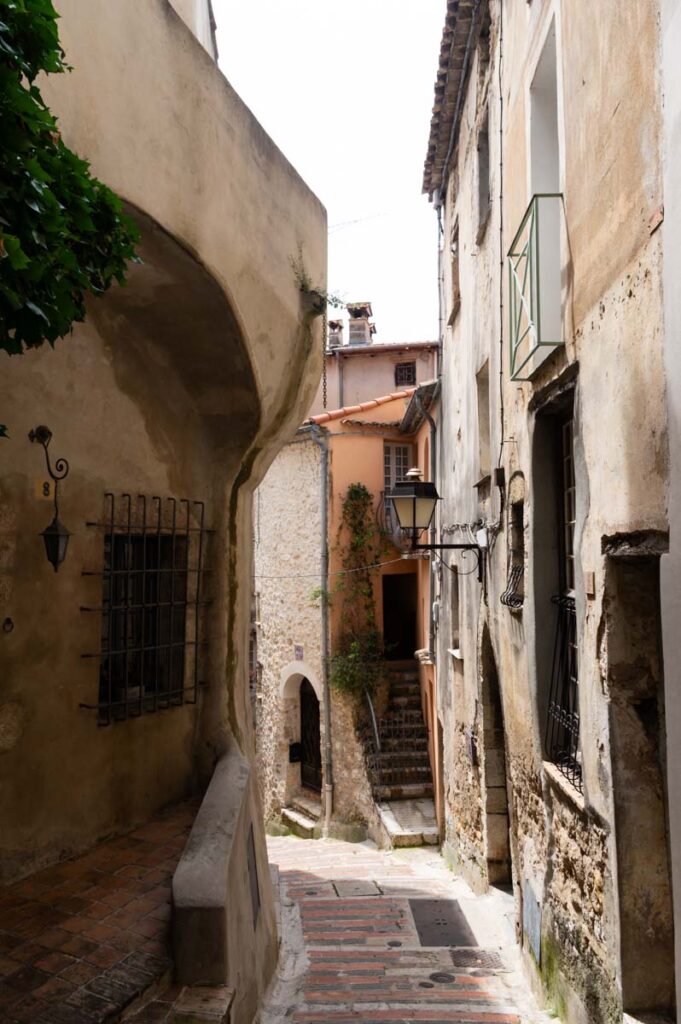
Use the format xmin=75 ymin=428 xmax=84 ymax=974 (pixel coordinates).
xmin=260 ymin=837 xmax=551 ymax=1024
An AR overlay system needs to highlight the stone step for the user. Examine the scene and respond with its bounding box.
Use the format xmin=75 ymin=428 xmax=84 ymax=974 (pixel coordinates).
xmin=372 ymin=749 xmax=431 ymax=766
xmin=380 ymin=733 xmax=429 ymax=750
xmin=388 ymin=695 xmax=422 ymax=711
xmin=376 ymin=798 xmax=440 ymax=849
xmin=381 ymin=709 xmax=425 ymax=724
xmin=290 ymin=793 xmax=322 ymax=821
xmin=281 ymin=806 xmax=321 ymax=840
xmin=373 ymin=781 xmax=434 ymax=801
xmin=374 ymin=765 xmax=433 ymax=784
xmin=389 ymin=678 xmax=421 ymax=693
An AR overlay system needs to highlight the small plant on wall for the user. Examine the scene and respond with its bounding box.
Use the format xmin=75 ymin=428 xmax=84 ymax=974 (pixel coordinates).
xmin=330 ymin=483 xmax=386 ymax=698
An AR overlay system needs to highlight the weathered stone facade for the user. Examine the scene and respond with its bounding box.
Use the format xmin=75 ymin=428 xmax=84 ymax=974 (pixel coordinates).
xmin=424 ymin=1 xmax=674 ymax=1020
xmin=254 ymin=433 xmax=325 ymax=821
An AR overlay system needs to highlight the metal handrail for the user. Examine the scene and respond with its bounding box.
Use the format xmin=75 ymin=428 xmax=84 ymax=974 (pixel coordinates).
xmin=364 ymin=686 xmax=381 ymax=754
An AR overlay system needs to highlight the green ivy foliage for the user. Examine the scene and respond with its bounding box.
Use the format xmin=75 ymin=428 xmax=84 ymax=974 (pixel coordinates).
xmin=0 ymin=0 xmax=139 ymax=355
xmin=330 ymin=483 xmax=388 ymax=698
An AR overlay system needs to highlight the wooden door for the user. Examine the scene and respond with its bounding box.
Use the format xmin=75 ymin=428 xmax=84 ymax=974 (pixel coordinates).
xmin=300 ymin=678 xmax=322 ymax=792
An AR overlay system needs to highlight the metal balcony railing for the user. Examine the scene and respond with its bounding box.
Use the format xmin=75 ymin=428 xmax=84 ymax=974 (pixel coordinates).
xmin=507 ymin=193 xmax=564 ymax=381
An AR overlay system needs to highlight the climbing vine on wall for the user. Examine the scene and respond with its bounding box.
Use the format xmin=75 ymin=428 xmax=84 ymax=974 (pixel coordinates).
xmin=330 ymin=483 xmax=387 ymax=697
xmin=0 ymin=0 xmax=139 ymax=360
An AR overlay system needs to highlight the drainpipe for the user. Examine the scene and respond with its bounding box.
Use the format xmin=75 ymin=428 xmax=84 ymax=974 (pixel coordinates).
xmin=414 ymin=389 xmax=438 ymax=658
xmin=310 ymin=424 xmax=333 ymax=837
xmin=338 ymin=353 xmax=344 ymax=409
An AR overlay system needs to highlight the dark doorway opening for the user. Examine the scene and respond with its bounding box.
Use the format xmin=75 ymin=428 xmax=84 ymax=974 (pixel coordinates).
xmin=300 ymin=678 xmax=322 ymax=792
xmin=383 ymin=574 xmax=417 ymax=660
xmin=480 ymin=629 xmax=512 ymax=886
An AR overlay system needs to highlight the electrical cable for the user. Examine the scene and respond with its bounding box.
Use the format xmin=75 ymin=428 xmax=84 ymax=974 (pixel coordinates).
xmin=433 ymin=549 xmax=481 ymax=577
xmin=253 ymin=557 xmax=407 ymax=581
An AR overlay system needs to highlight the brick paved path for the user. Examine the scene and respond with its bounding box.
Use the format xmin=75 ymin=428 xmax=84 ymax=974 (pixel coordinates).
xmin=0 ymin=800 xmax=199 ymax=1024
xmin=261 ymin=836 xmax=551 ymax=1024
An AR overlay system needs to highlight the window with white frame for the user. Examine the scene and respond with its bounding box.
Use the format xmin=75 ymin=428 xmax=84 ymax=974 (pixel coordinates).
xmin=383 ymin=443 xmax=412 ymax=510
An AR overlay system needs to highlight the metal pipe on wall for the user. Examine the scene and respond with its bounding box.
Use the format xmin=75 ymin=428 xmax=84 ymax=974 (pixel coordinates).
xmin=309 ymin=423 xmax=333 ymax=836
xmin=414 ymin=388 xmax=438 ymax=656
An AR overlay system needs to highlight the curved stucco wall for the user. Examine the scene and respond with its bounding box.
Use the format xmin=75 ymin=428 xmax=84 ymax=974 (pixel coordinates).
xmin=42 ymin=0 xmax=327 ymax=448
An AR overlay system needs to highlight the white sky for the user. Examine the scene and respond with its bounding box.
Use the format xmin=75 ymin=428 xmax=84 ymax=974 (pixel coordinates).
xmin=214 ymin=0 xmax=444 ymax=343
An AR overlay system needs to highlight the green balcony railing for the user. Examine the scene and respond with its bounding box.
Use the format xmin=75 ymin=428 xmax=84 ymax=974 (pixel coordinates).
xmin=507 ymin=193 xmax=564 ymax=381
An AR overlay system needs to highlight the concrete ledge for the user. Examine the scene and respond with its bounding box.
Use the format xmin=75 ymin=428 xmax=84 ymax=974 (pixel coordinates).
xmin=172 ymin=748 xmax=250 ymax=986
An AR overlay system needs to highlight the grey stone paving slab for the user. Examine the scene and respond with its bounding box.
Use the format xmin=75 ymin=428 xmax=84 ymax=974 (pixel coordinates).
xmin=332 ymin=880 xmax=382 ymax=897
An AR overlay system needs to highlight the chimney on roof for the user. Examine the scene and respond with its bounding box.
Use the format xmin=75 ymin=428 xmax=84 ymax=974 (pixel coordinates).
xmin=346 ymin=302 xmax=374 ymax=346
xmin=328 ymin=320 xmax=343 ymax=349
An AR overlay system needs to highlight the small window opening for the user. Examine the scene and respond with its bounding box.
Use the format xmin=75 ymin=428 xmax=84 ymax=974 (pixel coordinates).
xmin=476 ymin=360 xmax=491 ymax=478
xmin=395 ymin=361 xmax=416 ymax=387
xmin=448 ymin=223 xmax=461 ymax=325
xmin=477 ymin=109 xmax=491 ymax=238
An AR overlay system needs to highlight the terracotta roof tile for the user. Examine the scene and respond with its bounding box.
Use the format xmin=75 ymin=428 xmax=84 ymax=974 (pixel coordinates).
xmin=423 ymin=0 xmax=482 ymax=198
xmin=306 ymin=388 xmax=418 ymax=426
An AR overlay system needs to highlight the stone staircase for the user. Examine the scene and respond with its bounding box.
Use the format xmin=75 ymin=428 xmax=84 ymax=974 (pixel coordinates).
xmin=365 ymin=665 xmax=439 ymax=847
xmin=281 ymin=792 xmax=322 ymax=839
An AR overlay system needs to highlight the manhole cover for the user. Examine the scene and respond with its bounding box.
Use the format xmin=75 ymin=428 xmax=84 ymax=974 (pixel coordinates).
xmin=387 ymin=940 xmax=402 ymax=947
xmin=450 ymin=948 xmax=504 ymax=970
xmin=409 ymin=899 xmax=477 ymax=947
xmin=333 ymin=880 xmax=381 ymax=897
xmin=429 ymin=972 xmax=456 ymax=983
xmin=419 ymin=982 xmax=435 ymax=988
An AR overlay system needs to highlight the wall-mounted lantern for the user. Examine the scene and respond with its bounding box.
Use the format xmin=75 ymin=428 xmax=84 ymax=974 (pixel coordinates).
xmin=387 ymin=469 xmax=484 ymax=581
xmin=28 ymin=425 xmax=70 ymax=572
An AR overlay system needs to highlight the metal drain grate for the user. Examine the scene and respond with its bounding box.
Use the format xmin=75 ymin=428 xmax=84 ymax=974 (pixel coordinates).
xmin=450 ymin=948 xmax=504 ymax=970
xmin=409 ymin=899 xmax=477 ymax=947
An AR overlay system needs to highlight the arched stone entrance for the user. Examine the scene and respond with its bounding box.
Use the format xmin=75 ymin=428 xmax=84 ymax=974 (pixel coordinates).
xmin=279 ymin=662 xmax=324 ymax=805
xmin=480 ymin=628 xmax=512 ymax=885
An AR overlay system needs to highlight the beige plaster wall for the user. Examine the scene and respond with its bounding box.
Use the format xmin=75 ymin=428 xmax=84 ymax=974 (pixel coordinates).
xmin=311 ymin=345 xmax=437 ymax=416
xmin=0 ymin=24 xmax=326 ymax=1024
xmin=434 ymin=1 xmax=667 ymax=1020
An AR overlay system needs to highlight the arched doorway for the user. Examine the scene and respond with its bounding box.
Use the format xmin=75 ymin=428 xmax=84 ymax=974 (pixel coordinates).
xmin=300 ymin=678 xmax=322 ymax=793
xmin=480 ymin=629 xmax=511 ymax=885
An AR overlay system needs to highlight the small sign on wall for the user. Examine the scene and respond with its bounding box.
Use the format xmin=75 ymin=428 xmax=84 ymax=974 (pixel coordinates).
xmin=294 ymin=644 xmax=303 ymax=661
xmin=34 ymin=479 xmax=54 ymax=501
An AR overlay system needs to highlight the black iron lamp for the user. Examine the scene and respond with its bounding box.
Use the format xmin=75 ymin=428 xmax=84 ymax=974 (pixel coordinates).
xmin=28 ymin=425 xmax=71 ymax=572
xmin=388 ymin=469 xmax=484 ymax=581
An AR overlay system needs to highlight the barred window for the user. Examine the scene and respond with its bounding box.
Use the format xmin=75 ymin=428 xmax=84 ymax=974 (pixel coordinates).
xmin=544 ymin=414 xmax=581 ymax=790
xmin=394 ymin=361 xmax=416 ymax=387
xmin=82 ymin=494 xmax=209 ymax=724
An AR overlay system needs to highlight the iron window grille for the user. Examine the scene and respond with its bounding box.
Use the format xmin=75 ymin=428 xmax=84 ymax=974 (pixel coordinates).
xmin=500 ymin=564 xmax=524 ymax=609
xmin=544 ymin=417 xmax=581 ymax=790
xmin=81 ymin=494 xmax=211 ymax=725
xmin=545 ymin=594 xmax=581 ymax=790
xmin=501 ymin=500 xmax=525 ymax=609
xmin=394 ymin=361 xmax=417 ymax=387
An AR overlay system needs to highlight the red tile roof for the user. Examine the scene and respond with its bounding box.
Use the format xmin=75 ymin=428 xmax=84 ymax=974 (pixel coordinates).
xmin=306 ymin=388 xmax=417 ymax=426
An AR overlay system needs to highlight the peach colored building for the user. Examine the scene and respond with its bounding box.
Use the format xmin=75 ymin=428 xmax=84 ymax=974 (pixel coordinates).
xmin=254 ymin=385 xmax=441 ymax=847
xmin=309 ymin=303 xmax=437 ymax=416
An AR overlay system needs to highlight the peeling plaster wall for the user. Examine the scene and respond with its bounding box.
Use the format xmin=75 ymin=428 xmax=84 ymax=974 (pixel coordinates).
xmin=434 ymin=1 xmax=668 ymax=1020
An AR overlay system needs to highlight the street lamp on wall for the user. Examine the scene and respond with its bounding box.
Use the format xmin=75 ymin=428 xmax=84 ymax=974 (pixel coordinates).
xmin=387 ymin=469 xmax=484 ymax=581
xmin=28 ymin=425 xmax=71 ymax=572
